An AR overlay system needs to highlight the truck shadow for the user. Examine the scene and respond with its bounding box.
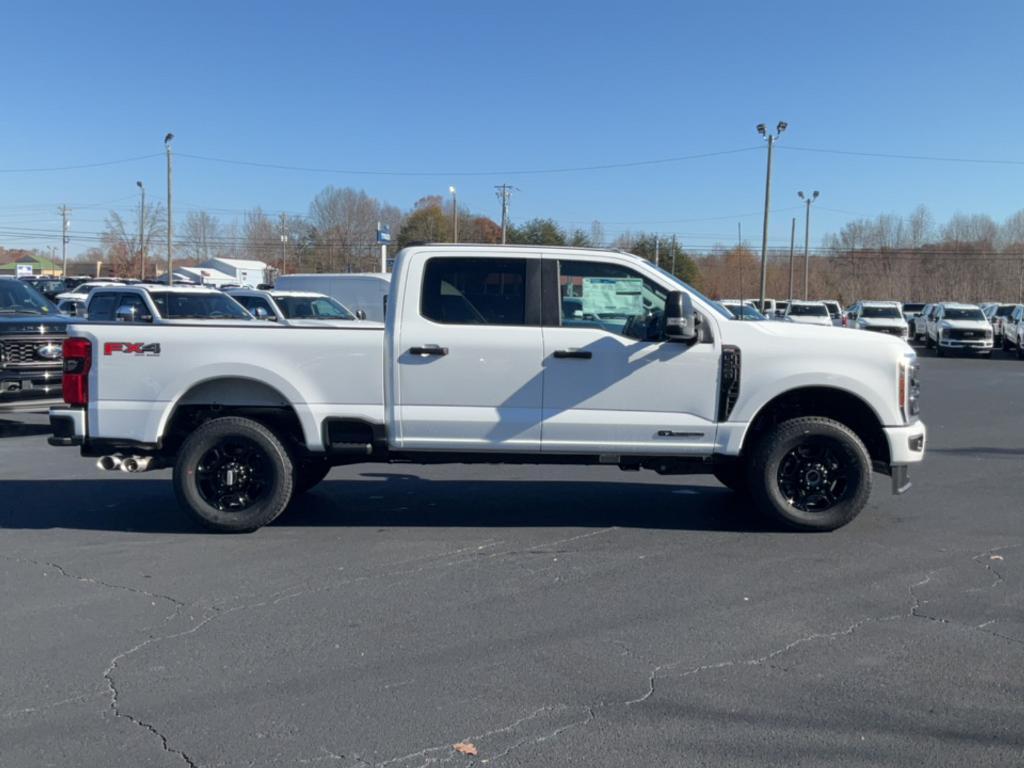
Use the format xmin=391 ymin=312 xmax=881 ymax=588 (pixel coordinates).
xmin=0 ymin=477 xmax=772 ymax=533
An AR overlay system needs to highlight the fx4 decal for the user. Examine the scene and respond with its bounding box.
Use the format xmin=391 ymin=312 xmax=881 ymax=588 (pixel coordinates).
xmin=103 ymin=342 xmax=161 ymax=356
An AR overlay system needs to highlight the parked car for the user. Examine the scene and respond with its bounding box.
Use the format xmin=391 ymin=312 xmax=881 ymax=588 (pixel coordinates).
xmin=925 ymin=303 xmax=992 ymax=357
xmin=54 ymin=280 xmax=126 ymax=303
xmin=49 ymin=244 xmax=925 ymax=534
xmin=819 ymin=300 xmax=843 ymax=326
xmin=751 ymin=298 xmax=777 ymax=318
xmin=56 ymin=296 xmax=89 ymax=318
xmin=774 ymin=300 xmax=789 ymax=317
xmin=0 ymin=277 xmax=73 ymax=412
xmin=1001 ymin=305 xmax=1024 ymax=357
xmin=225 ymin=288 xmax=369 ymax=326
xmin=720 ymin=301 xmax=767 ymax=321
xmin=900 ymin=302 xmax=927 ymax=329
xmin=273 ymin=273 xmax=391 ymax=322
xmin=85 ymin=284 xmax=255 ymax=324
xmin=783 ymin=300 xmax=833 ymax=327
xmin=846 ymin=301 xmax=909 ymax=340
xmin=913 ymin=304 xmax=935 ymax=341
xmin=983 ymin=303 xmax=1017 ymax=347
xmin=29 ymin=278 xmax=69 ymax=302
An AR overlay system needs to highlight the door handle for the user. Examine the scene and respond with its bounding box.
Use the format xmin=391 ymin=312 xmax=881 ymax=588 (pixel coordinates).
xmin=553 ymin=348 xmax=592 ymax=359
xmin=409 ymin=345 xmax=448 ymax=356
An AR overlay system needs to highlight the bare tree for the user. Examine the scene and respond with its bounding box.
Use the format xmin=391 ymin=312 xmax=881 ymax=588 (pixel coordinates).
xmin=101 ymin=202 xmax=166 ymax=278
xmin=181 ymin=210 xmax=223 ymax=263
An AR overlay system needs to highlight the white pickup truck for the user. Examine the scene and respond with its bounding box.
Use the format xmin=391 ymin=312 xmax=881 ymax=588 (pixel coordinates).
xmin=48 ymin=245 xmax=926 ymax=533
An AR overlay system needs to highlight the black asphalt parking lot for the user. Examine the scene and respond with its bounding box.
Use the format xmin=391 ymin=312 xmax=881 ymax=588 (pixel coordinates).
xmin=1 ymin=345 xmax=1022 ymax=767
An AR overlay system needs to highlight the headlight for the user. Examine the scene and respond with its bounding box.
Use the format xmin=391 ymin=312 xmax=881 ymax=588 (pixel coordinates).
xmin=900 ymin=359 xmax=921 ymax=421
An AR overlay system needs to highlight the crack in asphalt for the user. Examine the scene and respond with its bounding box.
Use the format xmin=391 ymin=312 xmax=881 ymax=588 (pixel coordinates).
xmin=1 ymin=554 xmax=187 ymax=614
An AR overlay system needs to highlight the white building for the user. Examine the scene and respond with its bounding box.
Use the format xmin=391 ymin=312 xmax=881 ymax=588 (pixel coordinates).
xmin=199 ymin=258 xmax=271 ymax=287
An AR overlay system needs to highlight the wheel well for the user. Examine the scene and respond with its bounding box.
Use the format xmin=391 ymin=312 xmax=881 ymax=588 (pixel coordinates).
xmin=742 ymin=387 xmax=890 ymax=466
xmin=162 ymin=378 xmax=306 ymax=455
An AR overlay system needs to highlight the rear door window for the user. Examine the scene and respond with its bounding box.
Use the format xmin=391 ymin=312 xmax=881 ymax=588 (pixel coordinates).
xmin=421 ymin=257 xmax=528 ymax=326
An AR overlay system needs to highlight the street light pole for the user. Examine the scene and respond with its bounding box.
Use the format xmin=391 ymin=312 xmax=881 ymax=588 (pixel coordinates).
xmin=59 ymin=205 xmax=70 ymax=278
xmin=788 ymin=217 xmax=796 ymax=301
xmin=164 ymin=133 xmax=174 ymax=283
xmin=756 ymin=121 xmax=787 ymax=310
xmin=798 ymin=190 xmax=819 ymax=299
xmin=137 ymin=181 xmax=145 ymax=280
xmin=453 ymin=187 xmax=458 ymax=243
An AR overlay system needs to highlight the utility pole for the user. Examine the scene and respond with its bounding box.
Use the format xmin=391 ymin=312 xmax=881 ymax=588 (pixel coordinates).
xmin=164 ymin=133 xmax=174 ymax=283
xmin=1018 ymin=257 xmax=1023 ymax=304
xmin=799 ymin=190 xmax=819 ymax=300
xmin=737 ymin=222 xmax=745 ymax=317
xmin=495 ymin=184 xmax=514 ymax=244
xmin=788 ymin=217 xmax=796 ymax=301
xmin=137 ymin=181 xmax=145 ymax=280
xmin=449 ymin=186 xmax=458 ymax=243
xmin=671 ymin=234 xmax=678 ymax=276
xmin=59 ymin=205 xmax=70 ymax=277
xmin=756 ymin=122 xmax=787 ymax=310
xmin=654 ymin=235 xmax=660 ymax=267
xmin=279 ymin=212 xmax=289 ymax=275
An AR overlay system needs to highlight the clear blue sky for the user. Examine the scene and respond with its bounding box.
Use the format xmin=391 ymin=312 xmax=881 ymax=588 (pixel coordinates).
xmin=2 ymin=0 xmax=1022 ymax=257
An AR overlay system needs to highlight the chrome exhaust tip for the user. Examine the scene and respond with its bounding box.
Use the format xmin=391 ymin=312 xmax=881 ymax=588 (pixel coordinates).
xmin=97 ymin=455 xmax=122 ymax=471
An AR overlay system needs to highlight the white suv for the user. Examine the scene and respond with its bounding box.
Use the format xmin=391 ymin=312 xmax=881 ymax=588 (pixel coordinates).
xmin=926 ymin=303 xmax=992 ymax=358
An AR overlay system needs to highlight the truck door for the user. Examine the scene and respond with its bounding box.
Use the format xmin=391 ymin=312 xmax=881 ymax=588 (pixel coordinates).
xmin=540 ymin=256 xmax=719 ymax=455
xmin=395 ymin=254 xmax=544 ymax=451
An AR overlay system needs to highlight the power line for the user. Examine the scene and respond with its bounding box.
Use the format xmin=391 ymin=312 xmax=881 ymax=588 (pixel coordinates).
xmin=781 ymin=145 xmax=1024 ymax=166
xmin=0 ymin=154 xmax=163 ymax=173
xmin=175 ymin=147 xmax=763 ymax=177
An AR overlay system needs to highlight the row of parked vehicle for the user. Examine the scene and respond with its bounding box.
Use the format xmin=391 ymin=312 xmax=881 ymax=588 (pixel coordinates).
xmin=720 ymin=297 xmax=1002 ymax=357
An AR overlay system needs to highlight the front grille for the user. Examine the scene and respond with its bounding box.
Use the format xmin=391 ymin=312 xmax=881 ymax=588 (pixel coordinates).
xmin=0 ymin=337 xmax=64 ymax=369
xmin=867 ymin=326 xmax=904 ymax=337
xmin=944 ymin=328 xmax=987 ymax=341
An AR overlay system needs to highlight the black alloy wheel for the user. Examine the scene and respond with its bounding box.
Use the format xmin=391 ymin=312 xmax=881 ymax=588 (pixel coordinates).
xmin=776 ymin=440 xmax=850 ymax=513
xmin=174 ymin=416 xmax=294 ymax=532
xmin=747 ymin=416 xmax=871 ymax=531
xmin=195 ymin=437 xmax=271 ymax=512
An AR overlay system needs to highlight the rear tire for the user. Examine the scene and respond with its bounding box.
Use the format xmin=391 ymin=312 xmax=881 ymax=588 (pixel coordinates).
xmin=925 ymin=335 xmax=934 ymax=349
xmin=174 ymin=416 xmax=294 ymax=532
xmin=746 ymin=416 xmax=872 ymax=532
xmin=937 ymin=345 xmax=945 ymax=357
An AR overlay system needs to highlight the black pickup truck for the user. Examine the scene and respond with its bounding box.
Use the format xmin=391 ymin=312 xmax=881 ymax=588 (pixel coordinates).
xmin=0 ymin=277 xmax=73 ymax=412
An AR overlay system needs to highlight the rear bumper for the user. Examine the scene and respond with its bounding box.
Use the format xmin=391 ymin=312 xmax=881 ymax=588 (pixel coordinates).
xmin=48 ymin=406 xmax=86 ymax=446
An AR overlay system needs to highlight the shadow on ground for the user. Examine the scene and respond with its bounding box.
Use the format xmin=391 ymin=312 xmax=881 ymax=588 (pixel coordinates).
xmin=0 ymin=474 xmax=769 ymax=534
xmin=0 ymin=420 xmax=52 ymax=439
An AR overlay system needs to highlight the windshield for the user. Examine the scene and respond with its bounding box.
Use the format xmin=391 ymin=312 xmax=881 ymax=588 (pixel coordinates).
xmin=788 ymin=304 xmax=829 ymax=317
xmin=275 ymin=295 xmax=355 ymax=320
xmin=902 ymin=303 xmax=925 ymax=313
xmin=149 ymin=292 xmax=252 ymax=320
xmin=996 ymin=305 xmax=1016 ymax=317
xmin=862 ymin=306 xmax=903 ymax=319
xmin=648 ymin=262 xmax=732 ymax=318
xmin=944 ymin=308 xmax=985 ymax=321
xmin=0 ymin=279 xmax=58 ymax=315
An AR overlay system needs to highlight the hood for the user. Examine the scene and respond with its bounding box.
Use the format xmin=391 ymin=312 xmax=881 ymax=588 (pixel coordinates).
xmin=858 ymin=317 xmax=907 ymax=329
xmin=939 ymin=319 xmax=989 ymax=331
xmin=743 ymin=317 xmax=910 ymax=350
xmin=787 ymin=315 xmax=832 ymax=326
xmin=0 ymin=316 xmax=74 ymax=334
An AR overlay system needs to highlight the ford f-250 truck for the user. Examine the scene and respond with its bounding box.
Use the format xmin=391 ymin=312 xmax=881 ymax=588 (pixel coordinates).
xmin=48 ymin=245 xmax=926 ymax=532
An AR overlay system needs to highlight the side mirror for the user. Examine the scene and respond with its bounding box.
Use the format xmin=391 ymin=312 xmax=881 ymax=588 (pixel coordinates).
xmin=664 ymin=291 xmax=698 ymax=342
xmin=116 ymin=305 xmax=152 ymax=323
xmin=356 ymin=309 xmax=367 ymax=320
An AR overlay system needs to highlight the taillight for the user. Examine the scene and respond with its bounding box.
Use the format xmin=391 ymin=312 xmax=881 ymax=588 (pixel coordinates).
xmin=62 ymin=338 xmax=92 ymax=406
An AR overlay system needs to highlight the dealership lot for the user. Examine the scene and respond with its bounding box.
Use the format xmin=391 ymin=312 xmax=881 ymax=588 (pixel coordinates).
xmin=1 ymin=348 xmax=1022 ymax=767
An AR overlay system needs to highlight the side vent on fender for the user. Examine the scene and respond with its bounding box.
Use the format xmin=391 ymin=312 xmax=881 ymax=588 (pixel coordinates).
xmin=718 ymin=346 xmax=741 ymax=422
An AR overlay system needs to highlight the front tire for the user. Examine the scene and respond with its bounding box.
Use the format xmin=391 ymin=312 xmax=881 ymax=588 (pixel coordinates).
xmin=747 ymin=417 xmax=872 ymax=532
xmin=174 ymin=416 xmax=294 ymax=532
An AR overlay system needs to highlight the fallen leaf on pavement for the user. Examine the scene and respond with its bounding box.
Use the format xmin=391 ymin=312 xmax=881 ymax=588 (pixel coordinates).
xmin=453 ymin=741 xmax=478 ymax=757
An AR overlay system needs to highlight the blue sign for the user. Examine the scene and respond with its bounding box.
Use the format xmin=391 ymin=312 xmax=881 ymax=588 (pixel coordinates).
xmin=377 ymin=224 xmax=391 ymax=244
